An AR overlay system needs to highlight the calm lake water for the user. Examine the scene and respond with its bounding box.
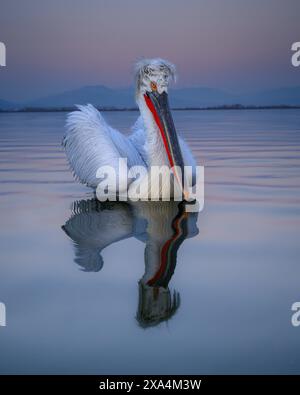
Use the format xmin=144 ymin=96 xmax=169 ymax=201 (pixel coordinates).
xmin=0 ymin=109 xmax=300 ymax=374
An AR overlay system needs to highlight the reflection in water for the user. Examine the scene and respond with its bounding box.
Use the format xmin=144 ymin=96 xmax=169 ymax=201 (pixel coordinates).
xmin=62 ymin=200 xmax=199 ymax=327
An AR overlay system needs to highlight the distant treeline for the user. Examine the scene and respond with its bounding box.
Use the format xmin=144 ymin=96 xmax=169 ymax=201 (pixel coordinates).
xmin=1 ymin=104 xmax=300 ymax=113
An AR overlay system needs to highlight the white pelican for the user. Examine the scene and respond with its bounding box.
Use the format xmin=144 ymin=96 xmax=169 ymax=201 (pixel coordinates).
xmin=62 ymin=199 xmax=199 ymax=326
xmin=63 ymin=58 xmax=196 ymax=198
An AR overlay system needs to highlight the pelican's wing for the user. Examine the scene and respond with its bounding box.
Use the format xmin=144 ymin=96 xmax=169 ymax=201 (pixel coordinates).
xmin=62 ymin=199 xmax=137 ymax=272
xmin=63 ymin=104 xmax=145 ymax=188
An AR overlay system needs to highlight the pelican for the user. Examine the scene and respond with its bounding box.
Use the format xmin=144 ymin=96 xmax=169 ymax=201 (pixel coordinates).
xmin=62 ymin=199 xmax=199 ymax=327
xmin=63 ymin=58 xmax=196 ymax=199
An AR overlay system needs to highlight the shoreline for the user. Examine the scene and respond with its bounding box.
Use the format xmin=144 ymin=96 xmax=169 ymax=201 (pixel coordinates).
xmin=1 ymin=105 xmax=300 ymax=113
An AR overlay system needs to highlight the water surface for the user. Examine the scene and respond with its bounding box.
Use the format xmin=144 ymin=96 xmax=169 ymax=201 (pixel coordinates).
xmin=0 ymin=110 xmax=300 ymax=374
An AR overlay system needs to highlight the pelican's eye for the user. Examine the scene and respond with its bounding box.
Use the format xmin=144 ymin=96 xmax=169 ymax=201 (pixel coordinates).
xmin=150 ymin=82 xmax=157 ymax=92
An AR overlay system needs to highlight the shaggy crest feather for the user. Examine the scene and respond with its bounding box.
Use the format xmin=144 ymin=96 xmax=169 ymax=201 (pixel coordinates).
xmin=134 ymin=58 xmax=176 ymax=97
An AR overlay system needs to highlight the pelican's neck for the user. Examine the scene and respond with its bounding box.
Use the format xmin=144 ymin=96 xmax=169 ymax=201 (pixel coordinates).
xmin=137 ymin=94 xmax=169 ymax=167
xmin=133 ymin=202 xmax=179 ymax=285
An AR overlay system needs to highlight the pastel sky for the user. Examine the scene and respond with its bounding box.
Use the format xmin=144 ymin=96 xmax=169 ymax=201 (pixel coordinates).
xmin=0 ymin=0 xmax=299 ymax=101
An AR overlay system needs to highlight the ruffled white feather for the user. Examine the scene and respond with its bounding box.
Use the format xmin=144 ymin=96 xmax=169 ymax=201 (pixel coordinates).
xmin=63 ymin=104 xmax=145 ymax=188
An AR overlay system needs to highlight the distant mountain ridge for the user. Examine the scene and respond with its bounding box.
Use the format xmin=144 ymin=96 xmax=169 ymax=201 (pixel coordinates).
xmin=239 ymin=86 xmax=300 ymax=106
xmin=0 ymin=99 xmax=17 ymax=110
xmin=1 ymin=85 xmax=300 ymax=110
xmin=28 ymin=85 xmax=135 ymax=108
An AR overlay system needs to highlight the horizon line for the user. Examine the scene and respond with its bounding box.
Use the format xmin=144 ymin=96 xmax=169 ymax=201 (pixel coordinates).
xmin=1 ymin=83 xmax=300 ymax=105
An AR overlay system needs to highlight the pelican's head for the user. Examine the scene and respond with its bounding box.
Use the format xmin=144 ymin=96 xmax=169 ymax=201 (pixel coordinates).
xmin=135 ymin=58 xmax=176 ymax=96
xmin=135 ymin=59 xmax=186 ymax=195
